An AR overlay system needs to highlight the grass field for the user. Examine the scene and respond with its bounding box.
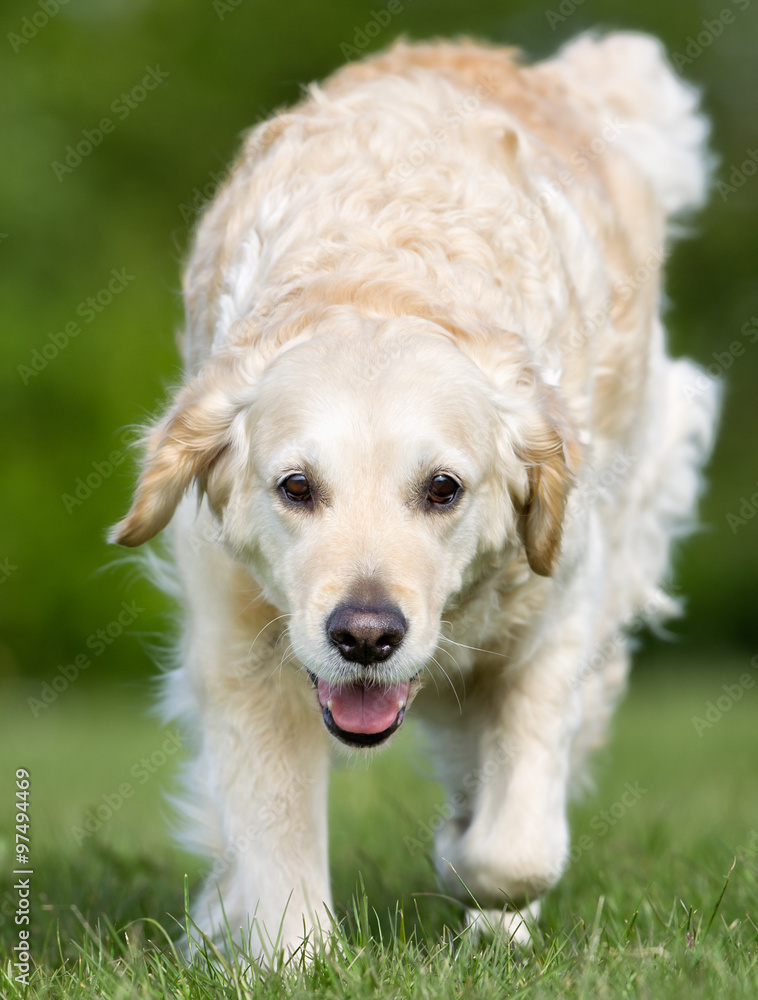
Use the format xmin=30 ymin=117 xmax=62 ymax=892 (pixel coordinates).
xmin=1 ymin=657 xmax=757 ymax=997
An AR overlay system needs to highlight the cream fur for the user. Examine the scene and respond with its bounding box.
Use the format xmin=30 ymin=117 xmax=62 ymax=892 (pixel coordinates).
xmin=112 ymin=32 xmax=719 ymax=958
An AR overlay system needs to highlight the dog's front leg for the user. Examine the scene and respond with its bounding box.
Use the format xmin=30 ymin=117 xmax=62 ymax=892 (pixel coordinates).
xmin=435 ymin=629 xmax=585 ymax=939
xmin=189 ymin=667 xmax=333 ymax=962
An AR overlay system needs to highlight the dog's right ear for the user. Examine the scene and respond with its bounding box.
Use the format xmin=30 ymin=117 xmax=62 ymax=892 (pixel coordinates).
xmin=109 ymin=371 xmax=243 ymax=548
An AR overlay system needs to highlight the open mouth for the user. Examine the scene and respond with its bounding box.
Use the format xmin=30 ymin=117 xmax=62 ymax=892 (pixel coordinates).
xmin=308 ymin=672 xmax=410 ymax=748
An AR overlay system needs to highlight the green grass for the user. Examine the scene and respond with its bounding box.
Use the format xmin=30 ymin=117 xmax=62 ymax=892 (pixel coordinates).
xmin=2 ymin=659 xmax=758 ymax=997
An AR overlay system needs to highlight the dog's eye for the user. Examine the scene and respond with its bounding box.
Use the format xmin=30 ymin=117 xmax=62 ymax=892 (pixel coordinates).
xmin=280 ymin=474 xmax=312 ymax=503
xmin=427 ymin=474 xmax=461 ymax=506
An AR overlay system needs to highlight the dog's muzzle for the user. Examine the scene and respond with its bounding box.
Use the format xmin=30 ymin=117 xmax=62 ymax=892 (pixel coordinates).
xmin=309 ymin=598 xmax=413 ymax=746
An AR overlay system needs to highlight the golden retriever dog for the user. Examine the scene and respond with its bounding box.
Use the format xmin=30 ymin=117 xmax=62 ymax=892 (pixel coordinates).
xmin=112 ymin=32 xmax=719 ymax=957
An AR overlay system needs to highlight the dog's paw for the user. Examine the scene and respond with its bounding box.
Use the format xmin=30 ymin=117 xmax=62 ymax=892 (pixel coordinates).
xmin=439 ymin=808 xmax=569 ymax=906
xmin=463 ymin=899 xmax=541 ymax=948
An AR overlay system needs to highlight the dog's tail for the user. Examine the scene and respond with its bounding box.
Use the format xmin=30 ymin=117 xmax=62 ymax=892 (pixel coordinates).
xmin=551 ymin=31 xmax=713 ymax=220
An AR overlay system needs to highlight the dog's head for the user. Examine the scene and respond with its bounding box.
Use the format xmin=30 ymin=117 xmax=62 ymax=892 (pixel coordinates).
xmin=111 ymin=313 xmax=577 ymax=747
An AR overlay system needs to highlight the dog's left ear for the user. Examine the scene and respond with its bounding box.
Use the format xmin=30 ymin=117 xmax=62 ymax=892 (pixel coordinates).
xmin=515 ymin=390 xmax=580 ymax=577
xmin=452 ymin=327 xmax=580 ymax=577
xmin=109 ymin=370 xmax=243 ymax=548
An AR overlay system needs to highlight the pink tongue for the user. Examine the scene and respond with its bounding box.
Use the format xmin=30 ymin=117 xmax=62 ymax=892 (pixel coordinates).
xmin=317 ymin=679 xmax=410 ymax=735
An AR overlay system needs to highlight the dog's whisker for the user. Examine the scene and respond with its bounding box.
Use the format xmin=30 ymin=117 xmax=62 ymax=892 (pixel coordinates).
xmin=279 ymin=649 xmax=299 ymax=671
xmin=424 ymin=665 xmax=442 ymax=697
xmin=435 ymin=643 xmax=467 ymax=688
xmin=267 ymin=643 xmax=296 ymax=681
xmin=240 ymin=589 xmax=273 ymax=613
xmin=429 ymin=656 xmax=463 ymax=714
xmin=438 ymin=635 xmax=510 ymax=660
xmin=246 ymin=613 xmax=293 ymax=660
xmin=273 ymin=628 xmax=290 ymax=651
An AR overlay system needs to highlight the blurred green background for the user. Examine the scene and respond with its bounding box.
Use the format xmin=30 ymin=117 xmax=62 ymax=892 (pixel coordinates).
xmin=1 ymin=0 xmax=757 ymax=702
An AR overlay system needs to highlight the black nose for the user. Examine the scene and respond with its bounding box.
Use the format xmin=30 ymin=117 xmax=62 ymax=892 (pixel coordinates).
xmin=326 ymin=604 xmax=407 ymax=664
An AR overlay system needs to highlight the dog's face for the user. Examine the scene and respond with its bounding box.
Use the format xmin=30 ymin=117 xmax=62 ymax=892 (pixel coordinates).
xmin=112 ymin=315 xmax=575 ymax=746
